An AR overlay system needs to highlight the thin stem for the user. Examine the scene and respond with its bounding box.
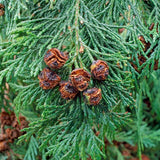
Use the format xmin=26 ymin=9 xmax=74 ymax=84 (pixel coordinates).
xmin=75 ymin=0 xmax=80 ymax=53
xmin=73 ymin=0 xmax=80 ymax=68
xmin=74 ymin=59 xmax=79 ymax=68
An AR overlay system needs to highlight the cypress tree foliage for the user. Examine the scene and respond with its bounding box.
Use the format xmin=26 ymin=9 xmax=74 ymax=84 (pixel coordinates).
xmin=0 ymin=0 xmax=159 ymax=159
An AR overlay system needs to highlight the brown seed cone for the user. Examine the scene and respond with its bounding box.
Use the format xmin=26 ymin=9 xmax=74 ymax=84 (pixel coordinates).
xmin=83 ymin=88 xmax=102 ymax=106
xmin=0 ymin=110 xmax=12 ymax=126
xmin=59 ymin=81 xmax=79 ymax=100
xmin=0 ymin=141 xmax=9 ymax=152
xmin=90 ymin=60 xmax=109 ymax=80
xmin=6 ymin=128 xmax=20 ymax=141
xmin=69 ymin=69 xmax=91 ymax=91
xmin=38 ymin=67 xmax=61 ymax=90
xmin=44 ymin=48 xmax=68 ymax=69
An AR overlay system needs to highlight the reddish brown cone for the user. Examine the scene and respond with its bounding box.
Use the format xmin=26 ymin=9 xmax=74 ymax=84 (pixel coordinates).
xmin=44 ymin=48 xmax=68 ymax=69
xmin=59 ymin=81 xmax=79 ymax=100
xmin=38 ymin=67 xmax=61 ymax=90
xmin=69 ymin=68 xmax=91 ymax=91
xmin=83 ymin=88 xmax=102 ymax=105
xmin=91 ymin=60 xmax=109 ymax=80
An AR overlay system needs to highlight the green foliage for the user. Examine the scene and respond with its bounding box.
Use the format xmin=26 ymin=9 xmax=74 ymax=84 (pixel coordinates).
xmin=0 ymin=0 xmax=159 ymax=159
xmin=24 ymin=136 xmax=39 ymax=160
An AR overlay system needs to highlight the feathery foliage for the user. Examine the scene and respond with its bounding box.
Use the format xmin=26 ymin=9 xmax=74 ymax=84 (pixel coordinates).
xmin=0 ymin=0 xmax=159 ymax=159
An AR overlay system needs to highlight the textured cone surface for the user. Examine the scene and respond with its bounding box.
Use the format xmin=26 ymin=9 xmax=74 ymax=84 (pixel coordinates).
xmin=91 ymin=60 xmax=109 ymax=80
xmin=69 ymin=68 xmax=91 ymax=91
xmin=59 ymin=81 xmax=79 ymax=100
xmin=44 ymin=48 xmax=68 ymax=69
xmin=83 ymin=88 xmax=102 ymax=105
xmin=38 ymin=67 xmax=61 ymax=90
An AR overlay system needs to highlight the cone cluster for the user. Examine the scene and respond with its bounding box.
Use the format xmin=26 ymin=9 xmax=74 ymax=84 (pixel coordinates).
xmin=0 ymin=109 xmax=28 ymax=152
xmin=38 ymin=48 xmax=109 ymax=105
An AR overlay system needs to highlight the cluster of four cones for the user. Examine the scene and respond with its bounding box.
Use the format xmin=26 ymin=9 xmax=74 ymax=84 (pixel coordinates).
xmin=38 ymin=48 xmax=109 ymax=105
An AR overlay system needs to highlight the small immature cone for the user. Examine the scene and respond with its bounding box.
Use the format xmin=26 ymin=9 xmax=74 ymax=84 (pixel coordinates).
xmin=44 ymin=48 xmax=68 ymax=69
xmin=83 ymin=88 xmax=102 ymax=106
xmin=69 ymin=69 xmax=91 ymax=91
xmin=59 ymin=81 xmax=79 ymax=100
xmin=38 ymin=67 xmax=61 ymax=90
xmin=91 ymin=60 xmax=109 ymax=80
